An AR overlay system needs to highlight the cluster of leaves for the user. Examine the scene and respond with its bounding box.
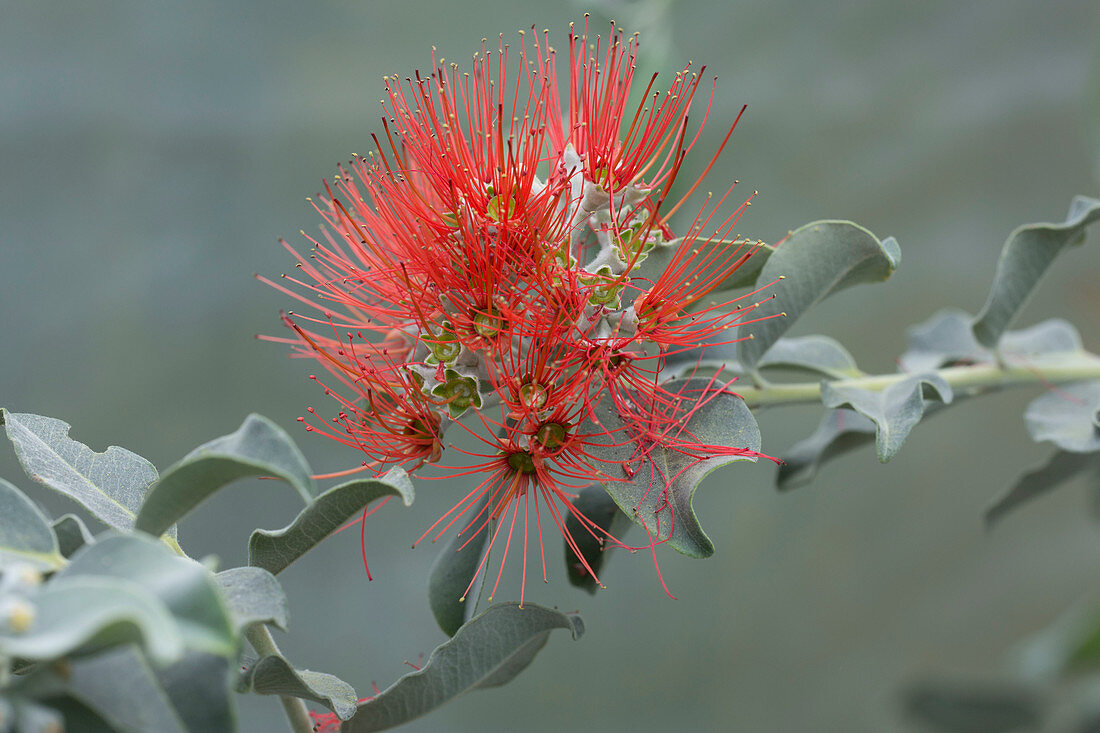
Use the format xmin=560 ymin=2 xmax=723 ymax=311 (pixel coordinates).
xmin=0 ymin=412 xmax=581 ymax=732
xmin=588 ymin=195 xmax=1100 ymax=728
xmin=1 ymin=194 xmax=1096 ymax=732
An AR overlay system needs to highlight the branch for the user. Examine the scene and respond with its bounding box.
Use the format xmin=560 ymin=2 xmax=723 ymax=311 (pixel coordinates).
xmin=735 ymin=353 xmax=1100 ymax=409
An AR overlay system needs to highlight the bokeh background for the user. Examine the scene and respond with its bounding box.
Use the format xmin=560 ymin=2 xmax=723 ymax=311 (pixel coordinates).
xmin=2 ymin=1 xmax=1099 ymax=730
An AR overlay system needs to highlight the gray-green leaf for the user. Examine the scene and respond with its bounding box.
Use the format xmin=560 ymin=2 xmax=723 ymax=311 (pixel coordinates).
xmin=38 ymin=646 xmax=189 ymax=733
xmin=1024 ymin=381 xmax=1100 ymax=453
xmin=344 ymin=602 xmax=583 ymax=732
xmin=214 ymin=567 xmax=288 ymax=633
xmin=777 ymin=409 xmax=878 ymax=491
xmin=50 ymin=514 xmax=94 ymax=559
xmin=972 ymin=195 xmax=1100 ymax=347
xmin=582 ymin=378 xmax=762 ymax=558
xmin=154 ymin=653 xmax=237 ymax=733
xmin=985 ymin=451 xmax=1100 ymax=527
xmin=0 ymin=479 xmax=64 ymax=571
xmin=901 ymin=309 xmax=1085 ymax=373
xmin=243 ymin=654 xmax=357 ymax=721
xmin=136 ymin=414 xmax=315 ymax=538
xmin=757 ymin=334 xmax=862 ymax=379
xmin=0 ymin=576 xmax=183 ymax=665
xmin=821 ymin=374 xmax=953 ymax=462
xmin=563 ymin=485 xmax=633 ymax=594
xmin=634 ymin=239 xmax=776 ymax=310
xmin=427 ymin=492 xmax=490 ymax=637
xmin=0 ymin=409 xmax=169 ymax=540
xmin=248 ymin=468 xmax=413 ymax=576
xmin=739 ymin=221 xmax=900 ymax=369
xmin=55 ymin=534 xmax=236 ymax=659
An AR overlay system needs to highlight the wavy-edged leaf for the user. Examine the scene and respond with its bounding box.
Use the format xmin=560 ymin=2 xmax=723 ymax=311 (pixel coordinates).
xmin=136 ymin=414 xmax=314 ymax=538
xmin=0 ymin=409 xmax=168 ymax=540
xmin=986 ymin=451 xmax=1100 ymax=527
xmin=345 ymin=603 xmax=583 ymax=732
xmin=777 ymin=409 xmax=878 ymax=491
xmin=564 ymin=486 xmax=633 ymax=593
xmin=244 ymin=654 xmax=357 ymax=721
xmin=757 ymin=335 xmax=862 ymax=379
xmin=821 ymin=374 xmax=953 ymax=462
xmin=739 ymin=221 xmax=900 ymax=369
xmin=0 ymin=479 xmax=63 ymax=572
xmin=248 ymin=468 xmax=413 ymax=576
xmin=154 ymin=653 xmax=236 ymax=733
xmin=904 ymin=681 xmax=1043 ymax=733
xmin=55 ymin=534 xmax=235 ymax=659
xmin=582 ymin=378 xmax=762 ymax=558
xmin=902 ymin=309 xmax=1086 ymax=372
xmin=214 ymin=567 xmax=288 ymax=633
xmin=427 ymin=492 xmax=489 ymax=637
xmin=1024 ymin=381 xmax=1100 ymax=453
xmin=0 ymin=576 xmax=183 ymax=665
xmin=972 ymin=196 xmax=1100 ymax=347
xmin=49 ymin=514 xmax=94 ymax=560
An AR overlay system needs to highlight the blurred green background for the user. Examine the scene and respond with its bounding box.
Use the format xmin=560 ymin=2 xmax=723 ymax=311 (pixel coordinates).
xmin=2 ymin=1 xmax=1099 ymax=730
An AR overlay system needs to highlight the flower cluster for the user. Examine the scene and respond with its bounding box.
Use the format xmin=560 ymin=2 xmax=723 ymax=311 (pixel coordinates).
xmin=263 ymin=20 xmax=770 ymax=602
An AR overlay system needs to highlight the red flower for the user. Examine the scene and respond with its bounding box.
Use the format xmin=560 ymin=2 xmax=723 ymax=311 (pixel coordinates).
xmin=263 ymin=21 xmax=774 ymax=600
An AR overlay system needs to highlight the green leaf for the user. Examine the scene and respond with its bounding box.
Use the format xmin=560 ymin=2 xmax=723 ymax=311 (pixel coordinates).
xmin=214 ymin=567 xmax=288 ymax=633
xmin=25 ymin=646 xmax=190 ymax=733
xmin=972 ymin=196 xmax=1100 ymax=348
xmin=154 ymin=653 xmax=236 ymax=733
xmin=821 ymin=374 xmax=953 ymax=462
xmin=902 ymin=309 xmax=1085 ymax=372
xmin=0 ymin=409 xmax=169 ymax=540
xmin=563 ymin=485 xmax=633 ymax=594
xmin=985 ymin=451 xmax=1100 ymax=527
xmin=1024 ymin=381 xmax=1100 ymax=453
xmin=656 ymin=326 xmax=745 ymax=380
xmin=55 ymin=534 xmax=236 ymax=659
xmin=776 ymin=409 xmax=877 ymax=490
xmin=34 ymin=697 xmax=117 ymax=732
xmin=634 ymin=239 xmax=776 ymax=309
xmin=757 ymin=335 xmax=863 ymax=379
xmin=344 ymin=603 xmax=583 ymax=732
xmin=0 ymin=479 xmax=64 ymax=572
xmin=0 ymin=576 xmax=183 ymax=665
xmin=243 ymin=654 xmax=357 ymax=721
xmin=135 ymin=414 xmax=315 ymax=539
xmin=738 ymin=221 xmax=900 ymax=369
xmin=582 ymin=378 xmax=762 ymax=558
xmin=248 ymin=468 xmax=413 ymax=576
xmin=904 ymin=682 xmax=1043 ymax=733
xmin=427 ymin=492 xmax=490 ymax=637
xmin=660 ymin=330 xmax=861 ymax=382
xmin=49 ymin=515 xmax=94 ymax=560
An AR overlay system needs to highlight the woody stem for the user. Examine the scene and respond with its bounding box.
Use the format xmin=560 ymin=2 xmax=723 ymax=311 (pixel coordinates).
xmin=734 ymin=352 xmax=1100 ymax=409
